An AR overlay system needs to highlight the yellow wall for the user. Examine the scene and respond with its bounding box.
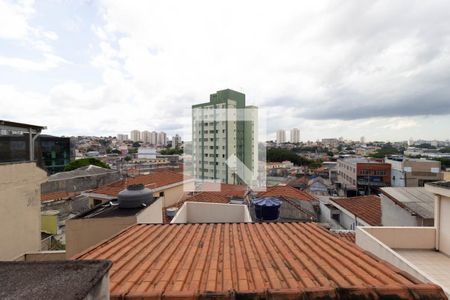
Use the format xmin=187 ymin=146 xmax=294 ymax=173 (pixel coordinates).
xmin=65 ymin=216 xmax=136 ymax=258
xmin=0 ymin=162 xmax=47 ymax=260
xmin=41 ymin=213 xmax=58 ymax=235
xmin=443 ymin=171 xmax=450 ymax=181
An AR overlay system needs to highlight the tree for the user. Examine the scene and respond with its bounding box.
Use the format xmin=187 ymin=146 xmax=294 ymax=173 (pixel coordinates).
xmin=132 ymin=141 xmax=141 ymax=148
xmin=160 ymin=148 xmax=183 ymax=155
xmin=64 ymin=158 xmax=110 ymax=171
xmin=370 ymin=144 xmax=402 ymax=158
xmin=124 ymin=156 xmax=132 ymax=162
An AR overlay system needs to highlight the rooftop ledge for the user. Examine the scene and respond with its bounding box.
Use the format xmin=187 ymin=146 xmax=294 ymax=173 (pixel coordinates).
xmin=356 ymin=226 xmax=450 ymax=297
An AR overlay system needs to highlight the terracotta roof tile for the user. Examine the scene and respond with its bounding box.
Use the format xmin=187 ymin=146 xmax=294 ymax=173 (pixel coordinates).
xmin=332 ymin=231 xmax=356 ymax=243
xmin=74 ymin=222 xmax=445 ymax=299
xmin=331 ymin=196 xmax=382 ymax=226
xmin=41 ymin=191 xmax=77 ymax=202
xmin=91 ymin=170 xmax=185 ymax=197
xmin=258 ymin=185 xmax=316 ymax=201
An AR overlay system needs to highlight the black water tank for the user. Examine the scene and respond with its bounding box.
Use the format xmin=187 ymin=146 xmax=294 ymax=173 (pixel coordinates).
xmin=118 ymin=184 xmax=154 ymax=208
xmin=253 ymin=197 xmax=282 ymax=221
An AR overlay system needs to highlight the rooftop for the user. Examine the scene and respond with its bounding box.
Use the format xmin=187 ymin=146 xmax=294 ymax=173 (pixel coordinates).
xmin=428 ymin=181 xmax=450 ymax=189
xmin=48 ymin=165 xmax=117 ymax=181
xmin=75 ymin=222 xmax=445 ymax=299
xmin=0 ymin=119 xmax=46 ymax=132
xmin=74 ymin=200 xmax=145 ymax=219
xmin=91 ymin=170 xmax=185 ymax=197
xmin=257 ymin=185 xmax=317 ymax=201
xmin=380 ymin=187 xmax=435 ymax=219
xmin=330 ymin=195 xmax=382 ymax=226
xmin=0 ymin=260 xmax=111 ymax=300
xmin=331 ymin=230 xmax=356 ymax=243
xmin=41 ymin=191 xmax=77 ymax=202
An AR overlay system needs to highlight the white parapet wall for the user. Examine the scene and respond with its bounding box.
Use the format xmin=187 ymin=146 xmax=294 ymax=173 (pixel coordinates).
xmin=356 ymin=226 xmax=436 ymax=284
xmin=171 ymin=202 xmax=252 ymax=223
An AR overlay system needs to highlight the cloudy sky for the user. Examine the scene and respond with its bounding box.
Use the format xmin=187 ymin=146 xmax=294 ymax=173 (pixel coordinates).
xmin=1 ymin=0 xmax=450 ymax=142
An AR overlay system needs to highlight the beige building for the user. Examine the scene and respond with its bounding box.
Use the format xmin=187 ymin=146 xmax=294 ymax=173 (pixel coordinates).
xmin=0 ymin=162 xmax=47 ymax=260
xmin=290 ymin=128 xmax=300 ymax=143
xmin=66 ymin=197 xmax=163 ymax=257
xmin=386 ymin=156 xmax=443 ymax=187
xmin=140 ymin=130 xmax=151 ymax=144
xmin=276 ymin=129 xmax=286 ymax=144
xmin=130 ymin=129 xmax=140 ymax=142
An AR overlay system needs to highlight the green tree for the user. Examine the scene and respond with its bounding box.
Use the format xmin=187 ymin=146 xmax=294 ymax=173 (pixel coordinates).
xmin=160 ymin=148 xmax=183 ymax=155
xmin=64 ymin=158 xmax=110 ymax=171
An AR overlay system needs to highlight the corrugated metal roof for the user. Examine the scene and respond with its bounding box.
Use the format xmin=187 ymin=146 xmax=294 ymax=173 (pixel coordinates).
xmin=75 ymin=222 xmax=445 ymax=299
xmin=381 ymin=187 xmax=435 ymax=219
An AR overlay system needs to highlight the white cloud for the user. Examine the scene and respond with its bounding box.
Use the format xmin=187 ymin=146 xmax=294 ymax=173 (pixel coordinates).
xmin=1 ymin=0 xmax=450 ymax=141
xmin=0 ymin=0 xmax=65 ymax=71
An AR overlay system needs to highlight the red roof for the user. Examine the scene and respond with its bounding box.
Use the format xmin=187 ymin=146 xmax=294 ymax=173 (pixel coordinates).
xmin=332 ymin=231 xmax=356 ymax=244
xmin=75 ymin=222 xmax=445 ymax=299
xmin=41 ymin=191 xmax=76 ymax=202
xmin=331 ymin=195 xmax=382 ymax=226
xmin=91 ymin=170 xmax=185 ymax=197
xmin=182 ymin=184 xmax=247 ymax=204
xmin=258 ymin=185 xmax=316 ymax=201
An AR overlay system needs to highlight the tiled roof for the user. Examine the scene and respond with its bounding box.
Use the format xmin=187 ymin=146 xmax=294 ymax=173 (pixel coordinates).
xmin=331 ymin=230 xmax=356 ymax=244
xmin=75 ymin=222 xmax=445 ymax=299
xmin=182 ymin=184 xmax=248 ymax=204
xmin=41 ymin=191 xmax=76 ymax=202
xmin=331 ymin=196 xmax=382 ymax=226
xmin=258 ymin=185 xmax=316 ymax=201
xmin=91 ymin=170 xmax=185 ymax=197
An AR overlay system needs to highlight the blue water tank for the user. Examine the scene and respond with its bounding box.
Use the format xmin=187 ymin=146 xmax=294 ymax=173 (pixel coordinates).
xmin=252 ymin=197 xmax=282 ymax=221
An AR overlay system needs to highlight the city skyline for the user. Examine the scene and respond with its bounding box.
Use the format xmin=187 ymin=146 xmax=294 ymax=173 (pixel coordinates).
xmin=1 ymin=1 xmax=450 ymax=141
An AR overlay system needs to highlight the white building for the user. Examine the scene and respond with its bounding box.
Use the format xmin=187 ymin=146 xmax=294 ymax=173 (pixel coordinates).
xmin=117 ymin=134 xmax=128 ymax=142
xmin=137 ymin=147 xmax=157 ymax=159
xmin=150 ymin=131 xmax=158 ymax=146
xmin=140 ymin=130 xmax=151 ymax=144
xmin=157 ymin=132 xmax=167 ymax=146
xmin=290 ymin=128 xmax=300 ymax=144
xmin=130 ymin=130 xmax=141 ymax=142
xmin=192 ymin=89 xmax=258 ymax=185
xmin=171 ymin=134 xmax=182 ymax=149
xmin=276 ymin=129 xmax=286 ymax=144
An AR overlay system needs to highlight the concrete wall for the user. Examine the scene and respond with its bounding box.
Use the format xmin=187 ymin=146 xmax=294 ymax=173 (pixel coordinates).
xmin=319 ymin=201 xmax=344 ymax=229
xmin=84 ymin=273 xmax=109 ymax=300
xmin=0 ymin=162 xmax=47 ymax=260
xmin=439 ymin=195 xmax=450 ymax=255
xmin=160 ymin=184 xmax=185 ymax=208
xmin=41 ymin=171 xmax=121 ymax=194
xmin=355 ymin=227 xmax=431 ymax=284
xmin=171 ymin=202 xmax=251 ymax=223
xmin=14 ymin=250 xmax=66 ymax=261
xmin=65 ymin=216 xmax=135 ymax=258
xmin=357 ymin=226 xmax=435 ymax=249
xmin=380 ymin=194 xmax=420 ymax=226
xmin=136 ymin=197 xmax=163 ymax=224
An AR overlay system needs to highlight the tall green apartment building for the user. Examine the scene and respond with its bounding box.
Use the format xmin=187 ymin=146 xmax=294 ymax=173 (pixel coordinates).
xmin=192 ymin=89 xmax=258 ymax=185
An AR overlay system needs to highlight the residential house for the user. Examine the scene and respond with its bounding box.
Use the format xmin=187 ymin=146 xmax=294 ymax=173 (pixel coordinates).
xmin=385 ymin=156 xmax=443 ymax=187
xmin=323 ymin=195 xmax=382 ymax=230
xmin=380 ymin=187 xmax=434 ymax=226
xmin=74 ymin=222 xmax=446 ymax=299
